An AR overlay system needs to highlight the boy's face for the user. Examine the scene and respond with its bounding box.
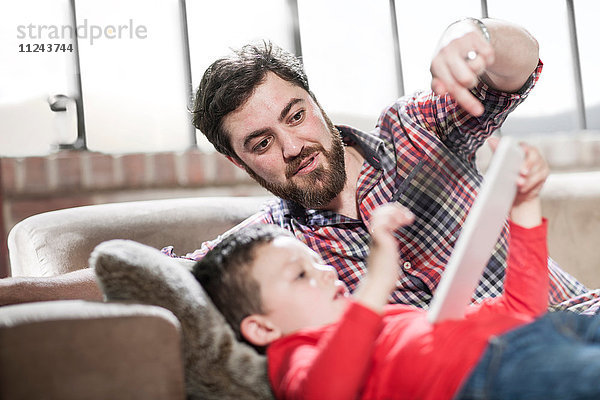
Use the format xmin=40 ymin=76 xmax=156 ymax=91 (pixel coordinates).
xmin=251 ymin=235 xmax=350 ymax=337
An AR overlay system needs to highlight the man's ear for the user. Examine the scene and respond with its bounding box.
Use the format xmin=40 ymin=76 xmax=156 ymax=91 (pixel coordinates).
xmin=240 ymin=314 xmax=283 ymax=347
xmin=225 ymin=155 xmax=245 ymax=170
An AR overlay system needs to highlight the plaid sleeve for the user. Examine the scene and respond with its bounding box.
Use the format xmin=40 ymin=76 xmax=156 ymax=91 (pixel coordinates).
xmin=160 ymin=206 xmax=276 ymax=261
xmin=411 ymin=60 xmax=544 ymax=166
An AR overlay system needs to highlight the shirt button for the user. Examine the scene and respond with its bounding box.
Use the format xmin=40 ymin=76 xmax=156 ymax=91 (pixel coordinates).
xmin=403 ymin=261 xmax=412 ymax=270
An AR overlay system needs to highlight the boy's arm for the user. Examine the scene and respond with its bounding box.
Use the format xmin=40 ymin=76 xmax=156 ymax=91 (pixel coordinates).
xmin=490 ymin=137 xmax=547 ymax=229
xmin=479 ymin=141 xmax=549 ymax=316
xmin=499 ymin=215 xmax=548 ymax=316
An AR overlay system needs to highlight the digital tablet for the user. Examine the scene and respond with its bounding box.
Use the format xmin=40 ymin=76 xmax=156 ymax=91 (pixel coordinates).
xmin=427 ymin=137 xmax=524 ymax=324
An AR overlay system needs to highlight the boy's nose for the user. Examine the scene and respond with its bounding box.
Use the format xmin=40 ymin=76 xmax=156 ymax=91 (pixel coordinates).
xmin=316 ymin=265 xmax=337 ymax=284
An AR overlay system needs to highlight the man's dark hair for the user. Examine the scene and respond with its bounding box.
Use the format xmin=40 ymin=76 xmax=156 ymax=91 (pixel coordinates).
xmin=192 ymin=41 xmax=310 ymax=160
xmin=192 ymin=224 xmax=293 ymax=346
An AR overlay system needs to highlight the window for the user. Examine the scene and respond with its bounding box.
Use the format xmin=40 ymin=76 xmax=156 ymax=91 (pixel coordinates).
xmin=0 ymin=0 xmax=76 ymax=156
xmin=395 ymin=0 xmax=480 ymax=97
xmin=77 ymin=0 xmax=192 ymax=153
xmin=186 ymin=0 xmax=296 ymax=150
xmin=575 ymin=0 xmax=600 ymax=129
xmin=298 ymin=0 xmax=400 ymax=131
xmin=488 ymin=0 xmax=580 ymax=134
xmin=1 ymin=0 xmax=598 ymax=158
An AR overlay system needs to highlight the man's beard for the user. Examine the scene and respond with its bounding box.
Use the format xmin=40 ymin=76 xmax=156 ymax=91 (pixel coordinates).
xmin=242 ymin=126 xmax=347 ymax=209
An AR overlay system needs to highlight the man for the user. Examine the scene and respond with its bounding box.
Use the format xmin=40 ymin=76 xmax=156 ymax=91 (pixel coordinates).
xmin=177 ymin=17 xmax=597 ymax=312
xmin=2 ymin=17 xmax=597 ymax=312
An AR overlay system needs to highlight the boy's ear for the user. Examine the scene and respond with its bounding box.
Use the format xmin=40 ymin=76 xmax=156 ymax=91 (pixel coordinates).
xmin=240 ymin=314 xmax=283 ymax=347
xmin=225 ymin=155 xmax=245 ymax=170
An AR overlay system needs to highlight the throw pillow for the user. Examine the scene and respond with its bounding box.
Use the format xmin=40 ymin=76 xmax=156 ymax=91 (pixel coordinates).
xmin=91 ymin=239 xmax=273 ymax=400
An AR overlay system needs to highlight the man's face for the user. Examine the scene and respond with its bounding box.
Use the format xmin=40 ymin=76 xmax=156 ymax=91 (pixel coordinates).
xmin=222 ymin=72 xmax=346 ymax=209
xmin=251 ymin=236 xmax=350 ymax=336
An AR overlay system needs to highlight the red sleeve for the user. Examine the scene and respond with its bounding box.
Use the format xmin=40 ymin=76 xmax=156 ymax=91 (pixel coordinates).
xmin=500 ymin=219 xmax=549 ymax=316
xmin=268 ymin=301 xmax=383 ymax=399
xmin=474 ymin=219 xmax=549 ymax=318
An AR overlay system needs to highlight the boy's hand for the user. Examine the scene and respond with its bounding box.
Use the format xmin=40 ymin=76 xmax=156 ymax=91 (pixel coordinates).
xmin=488 ymin=137 xmax=549 ymax=206
xmin=514 ymin=143 xmax=549 ymax=207
xmin=488 ymin=137 xmax=547 ymax=227
xmin=369 ymin=203 xmax=415 ymax=261
xmin=355 ymin=204 xmax=415 ymax=312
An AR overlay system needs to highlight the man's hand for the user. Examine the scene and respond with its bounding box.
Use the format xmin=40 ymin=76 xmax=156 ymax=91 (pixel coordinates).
xmin=354 ymin=204 xmax=414 ymax=312
xmin=431 ymin=19 xmax=495 ymax=116
xmin=431 ymin=18 xmax=539 ymax=117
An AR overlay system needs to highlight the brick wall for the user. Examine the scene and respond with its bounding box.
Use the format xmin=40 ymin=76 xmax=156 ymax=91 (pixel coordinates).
xmin=0 ymin=149 xmax=265 ymax=278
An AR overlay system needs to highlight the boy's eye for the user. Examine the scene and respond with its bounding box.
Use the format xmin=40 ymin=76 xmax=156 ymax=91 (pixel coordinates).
xmin=296 ymin=270 xmax=306 ymax=280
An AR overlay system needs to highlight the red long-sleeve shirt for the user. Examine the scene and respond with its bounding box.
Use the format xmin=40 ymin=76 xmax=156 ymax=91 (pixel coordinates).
xmin=268 ymin=220 xmax=549 ymax=399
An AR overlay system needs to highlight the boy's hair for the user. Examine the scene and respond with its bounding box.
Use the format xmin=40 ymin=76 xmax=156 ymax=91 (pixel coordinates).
xmin=192 ymin=224 xmax=293 ymax=344
xmin=191 ymin=41 xmax=311 ymax=161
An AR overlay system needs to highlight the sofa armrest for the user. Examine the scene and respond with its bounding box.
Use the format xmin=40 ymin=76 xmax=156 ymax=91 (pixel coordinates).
xmin=8 ymin=196 xmax=273 ymax=277
xmin=0 ymin=300 xmax=185 ymax=400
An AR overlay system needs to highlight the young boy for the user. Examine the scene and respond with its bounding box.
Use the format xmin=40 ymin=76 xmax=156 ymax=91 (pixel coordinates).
xmin=194 ymin=170 xmax=600 ymax=399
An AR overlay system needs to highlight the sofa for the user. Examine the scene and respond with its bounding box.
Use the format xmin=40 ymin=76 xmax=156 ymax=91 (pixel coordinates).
xmin=2 ymin=172 xmax=600 ymax=398
xmin=2 ymin=196 xmax=272 ymax=400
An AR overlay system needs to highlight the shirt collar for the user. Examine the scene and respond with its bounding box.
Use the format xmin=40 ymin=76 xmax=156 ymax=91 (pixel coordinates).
xmin=337 ymin=125 xmax=384 ymax=170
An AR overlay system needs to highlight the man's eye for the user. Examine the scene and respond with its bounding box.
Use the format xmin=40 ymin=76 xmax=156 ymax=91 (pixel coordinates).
xmin=296 ymin=270 xmax=306 ymax=280
xmin=253 ymin=137 xmax=271 ymax=152
xmin=290 ymin=110 xmax=304 ymax=124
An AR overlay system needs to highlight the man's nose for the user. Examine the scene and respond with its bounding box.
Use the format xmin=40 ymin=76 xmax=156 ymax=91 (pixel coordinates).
xmin=280 ymin=132 xmax=303 ymax=160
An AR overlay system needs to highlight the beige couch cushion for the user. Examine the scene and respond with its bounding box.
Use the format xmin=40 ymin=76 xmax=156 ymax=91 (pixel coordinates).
xmin=0 ymin=301 xmax=185 ymax=400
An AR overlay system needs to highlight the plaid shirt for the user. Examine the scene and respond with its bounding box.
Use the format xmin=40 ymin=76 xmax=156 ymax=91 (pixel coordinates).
xmin=171 ymin=60 xmax=599 ymax=314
